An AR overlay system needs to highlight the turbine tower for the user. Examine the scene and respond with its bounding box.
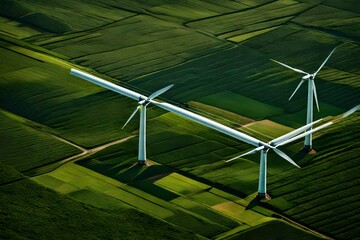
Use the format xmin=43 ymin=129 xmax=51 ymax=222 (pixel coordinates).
xmin=271 ymin=47 xmax=337 ymax=151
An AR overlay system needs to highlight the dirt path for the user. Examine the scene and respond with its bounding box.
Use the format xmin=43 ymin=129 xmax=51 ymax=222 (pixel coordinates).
xmin=49 ymin=134 xmax=86 ymax=152
xmin=27 ymin=135 xmax=135 ymax=177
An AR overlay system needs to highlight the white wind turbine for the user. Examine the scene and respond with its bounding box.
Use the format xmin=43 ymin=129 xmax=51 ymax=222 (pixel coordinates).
xmin=70 ymin=68 xmax=358 ymax=199
xmin=225 ymin=105 xmax=358 ymax=199
xmin=70 ymin=68 xmax=173 ymax=165
xmin=271 ymin=47 xmax=337 ymax=151
xmin=226 ymin=119 xmax=330 ymax=199
xmin=121 ymin=84 xmax=173 ymax=165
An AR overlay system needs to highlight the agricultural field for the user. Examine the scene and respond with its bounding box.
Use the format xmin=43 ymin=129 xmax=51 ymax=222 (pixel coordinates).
xmin=0 ymin=109 xmax=81 ymax=172
xmin=0 ymin=0 xmax=359 ymax=239
xmin=0 ymin=163 xmax=203 ymax=240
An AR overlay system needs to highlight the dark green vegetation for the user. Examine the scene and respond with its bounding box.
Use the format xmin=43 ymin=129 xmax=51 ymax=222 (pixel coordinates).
xmin=0 ymin=0 xmax=359 ymax=239
xmin=0 ymin=163 xmax=203 ymax=240
xmin=0 ymin=109 xmax=80 ymax=171
xmin=223 ymin=220 xmax=322 ymax=240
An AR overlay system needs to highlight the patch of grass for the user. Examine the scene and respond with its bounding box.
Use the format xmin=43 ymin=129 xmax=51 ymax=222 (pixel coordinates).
xmin=212 ymin=201 xmax=246 ymax=221
xmin=241 ymin=119 xmax=293 ymax=141
xmin=178 ymin=89 xmax=286 ymax=130
xmin=0 ymin=0 xmax=28 ymax=19
xmin=130 ymin=180 xmax=180 ymax=201
xmin=0 ymin=161 xmax=24 ymax=184
xmin=190 ymin=159 xmax=260 ymax=196
xmin=170 ymin=197 xmax=239 ymax=229
xmin=190 ymin=192 xmax=228 ymax=206
xmin=22 ymin=13 xmax=72 ymax=34
xmin=292 ymin=4 xmax=360 ymax=40
xmin=155 ymin=173 xmax=209 ymax=195
xmin=68 ymin=188 xmax=132 ymax=210
xmin=0 ymin=16 xmax=40 ymax=39
xmin=188 ymin=101 xmax=253 ymax=126
xmin=323 ymin=0 xmax=360 ymax=14
xmin=227 ymin=26 xmax=279 ymax=43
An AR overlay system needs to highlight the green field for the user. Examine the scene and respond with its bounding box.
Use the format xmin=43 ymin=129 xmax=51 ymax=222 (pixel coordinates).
xmin=0 ymin=109 xmax=80 ymax=172
xmin=0 ymin=0 xmax=359 ymax=239
xmin=196 ymin=91 xmax=284 ymax=120
xmin=0 ymin=163 xmax=203 ymax=240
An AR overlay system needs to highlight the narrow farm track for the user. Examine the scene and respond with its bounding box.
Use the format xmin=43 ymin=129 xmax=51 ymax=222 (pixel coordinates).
xmin=25 ymin=128 xmax=136 ymax=177
xmin=48 ymin=132 xmax=86 ymax=152
xmin=0 ymin=106 xmax=136 ymax=176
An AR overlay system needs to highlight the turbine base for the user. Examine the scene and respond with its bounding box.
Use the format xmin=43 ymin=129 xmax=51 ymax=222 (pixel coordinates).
xmin=137 ymin=160 xmax=148 ymax=165
xmin=257 ymin=193 xmax=271 ymax=202
xmin=303 ymin=146 xmax=317 ymax=154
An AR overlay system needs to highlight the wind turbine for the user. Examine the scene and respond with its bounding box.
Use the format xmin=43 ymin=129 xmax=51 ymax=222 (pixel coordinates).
xmin=121 ymin=84 xmax=173 ymax=165
xmin=70 ymin=68 xmax=357 ymax=199
xmin=226 ymin=119 xmax=331 ymax=200
xmin=70 ymin=68 xmax=173 ymax=165
xmin=271 ymin=47 xmax=337 ymax=151
xmin=225 ymin=105 xmax=358 ymax=199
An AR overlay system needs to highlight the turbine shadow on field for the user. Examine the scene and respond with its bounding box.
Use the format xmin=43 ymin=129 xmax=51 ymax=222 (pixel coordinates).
xmin=292 ymin=149 xmax=313 ymax=166
xmin=245 ymin=194 xmax=261 ymax=210
xmin=115 ymin=163 xmax=146 ymax=183
xmin=116 ymin=163 xmax=173 ymax=184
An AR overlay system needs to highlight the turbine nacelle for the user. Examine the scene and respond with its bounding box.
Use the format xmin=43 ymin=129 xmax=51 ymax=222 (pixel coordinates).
xmin=302 ymin=74 xmax=314 ymax=81
xmin=122 ymin=84 xmax=174 ymax=129
xmin=272 ymin=47 xmax=337 ymax=112
xmin=138 ymin=96 xmax=150 ymax=106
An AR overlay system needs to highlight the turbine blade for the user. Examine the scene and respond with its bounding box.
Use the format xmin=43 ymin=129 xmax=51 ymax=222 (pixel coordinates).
xmin=314 ymin=47 xmax=337 ymax=76
xmin=312 ymin=81 xmax=320 ymax=112
xmin=273 ymin=148 xmax=300 ymax=168
xmin=225 ymin=146 xmax=264 ymax=163
xmin=270 ymin=118 xmax=323 ymax=146
xmin=341 ymin=104 xmax=359 ymax=118
xmin=277 ymin=122 xmax=333 ymax=147
xmin=122 ymin=105 xmax=141 ymax=129
xmin=271 ymin=59 xmax=309 ymax=75
xmin=148 ymin=84 xmax=174 ymax=101
xmin=289 ymin=79 xmax=305 ymax=100
xmin=70 ymin=68 xmax=141 ymax=101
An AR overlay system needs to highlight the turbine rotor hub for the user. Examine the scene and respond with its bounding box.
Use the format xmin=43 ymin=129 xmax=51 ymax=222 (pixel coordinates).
xmin=138 ymin=96 xmax=150 ymax=106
